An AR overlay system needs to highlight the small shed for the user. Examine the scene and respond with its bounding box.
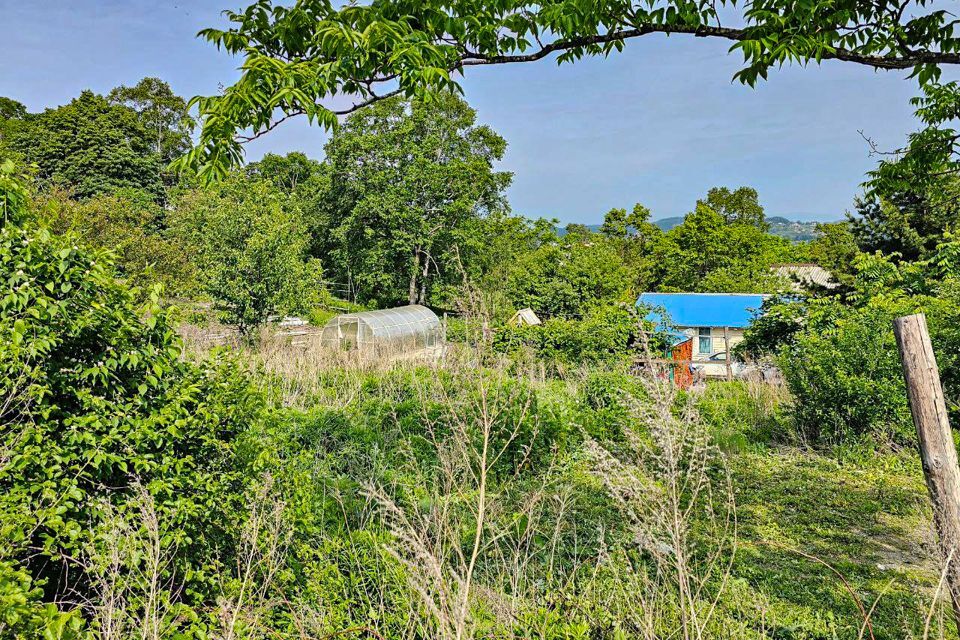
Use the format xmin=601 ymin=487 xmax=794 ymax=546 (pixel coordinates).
xmin=508 ymin=308 xmax=542 ymax=327
xmin=320 ymin=305 xmax=443 ymax=354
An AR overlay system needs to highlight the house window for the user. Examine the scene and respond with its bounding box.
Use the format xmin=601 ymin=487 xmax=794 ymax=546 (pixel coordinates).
xmin=698 ymin=327 xmax=712 ymax=354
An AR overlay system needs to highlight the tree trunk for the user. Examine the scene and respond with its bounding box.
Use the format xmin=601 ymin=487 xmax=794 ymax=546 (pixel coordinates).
xmin=408 ymin=249 xmax=420 ymax=306
xmin=418 ymin=251 xmax=431 ymax=305
xmin=893 ymin=313 xmax=960 ymax=634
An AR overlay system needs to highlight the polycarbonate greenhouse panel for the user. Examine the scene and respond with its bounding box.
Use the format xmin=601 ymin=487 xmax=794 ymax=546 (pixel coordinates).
xmin=320 ymin=305 xmax=442 ymax=353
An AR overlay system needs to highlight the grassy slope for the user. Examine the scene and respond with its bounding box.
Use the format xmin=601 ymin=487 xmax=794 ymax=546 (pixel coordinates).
xmin=729 ymin=448 xmax=939 ymax=639
xmin=700 ymin=381 xmax=945 ymax=639
xmin=246 ymin=340 xmax=950 ymax=639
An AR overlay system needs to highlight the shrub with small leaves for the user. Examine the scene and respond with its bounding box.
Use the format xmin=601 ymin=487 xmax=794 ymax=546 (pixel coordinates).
xmin=171 ymin=176 xmax=328 ymax=338
xmin=494 ymin=305 xmax=638 ymax=368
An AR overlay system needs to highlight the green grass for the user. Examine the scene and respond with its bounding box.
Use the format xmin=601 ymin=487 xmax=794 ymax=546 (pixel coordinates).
xmin=256 ymin=363 xmax=951 ymax=639
xmin=697 ymin=381 xmax=948 ymax=639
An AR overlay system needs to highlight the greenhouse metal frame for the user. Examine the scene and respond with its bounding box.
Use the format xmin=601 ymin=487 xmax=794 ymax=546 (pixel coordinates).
xmin=319 ymin=305 xmax=443 ymax=354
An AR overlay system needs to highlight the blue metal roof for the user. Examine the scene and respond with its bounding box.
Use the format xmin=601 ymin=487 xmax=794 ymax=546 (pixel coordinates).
xmin=637 ymin=293 xmax=767 ymax=329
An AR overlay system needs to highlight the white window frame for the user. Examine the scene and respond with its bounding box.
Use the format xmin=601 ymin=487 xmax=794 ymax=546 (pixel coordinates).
xmin=697 ymin=327 xmax=712 ymax=354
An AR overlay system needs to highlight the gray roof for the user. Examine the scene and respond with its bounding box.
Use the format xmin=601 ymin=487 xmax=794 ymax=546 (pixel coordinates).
xmin=771 ymin=263 xmax=837 ymax=290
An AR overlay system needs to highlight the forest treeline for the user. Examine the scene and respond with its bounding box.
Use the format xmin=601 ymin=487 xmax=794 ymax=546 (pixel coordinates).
xmin=3 ymin=75 xmax=960 ymax=639
xmin=0 ymin=79 xmax=868 ymax=316
xmin=3 ymin=77 xmax=960 ymax=439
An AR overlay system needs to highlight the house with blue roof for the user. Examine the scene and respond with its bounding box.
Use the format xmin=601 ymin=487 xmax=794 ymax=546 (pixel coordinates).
xmin=636 ymin=293 xmax=767 ymax=378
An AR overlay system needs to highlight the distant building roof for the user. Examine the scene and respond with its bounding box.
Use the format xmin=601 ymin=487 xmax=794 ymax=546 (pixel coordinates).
xmin=637 ymin=293 xmax=767 ymax=329
xmin=509 ymin=308 xmax=542 ymax=326
xmin=770 ymin=263 xmax=837 ymax=290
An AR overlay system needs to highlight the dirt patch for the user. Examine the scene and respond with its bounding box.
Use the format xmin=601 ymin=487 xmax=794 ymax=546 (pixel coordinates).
xmin=865 ymin=514 xmax=939 ymax=576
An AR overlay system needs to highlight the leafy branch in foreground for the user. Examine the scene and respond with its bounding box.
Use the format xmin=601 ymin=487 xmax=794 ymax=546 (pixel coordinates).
xmin=868 ymin=81 xmax=960 ymax=193
xmin=855 ymin=81 xmax=960 ymax=260
xmin=179 ymin=0 xmax=960 ymax=178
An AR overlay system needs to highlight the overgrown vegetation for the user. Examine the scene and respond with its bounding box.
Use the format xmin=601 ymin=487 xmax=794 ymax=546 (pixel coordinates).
xmin=2 ymin=166 xmax=957 ymax=637
xmin=4 ymin=16 xmax=960 ymax=634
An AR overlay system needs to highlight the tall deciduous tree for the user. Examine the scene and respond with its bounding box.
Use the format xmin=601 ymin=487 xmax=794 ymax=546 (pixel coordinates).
xmin=4 ymin=91 xmax=163 ymax=199
xmin=0 ymin=97 xmax=26 ymax=152
xmin=443 ymin=212 xmax=559 ymax=316
xmin=178 ymin=0 xmax=960 ymax=176
xmin=600 ymin=202 xmax=662 ymax=289
xmin=246 ymin=151 xmax=323 ymax=193
xmin=0 ymin=97 xmax=25 ymax=121
xmin=317 ymin=93 xmax=511 ymax=307
xmin=698 ymin=186 xmax=768 ymax=230
xmin=599 ymin=207 xmax=629 ymax=239
xmin=807 ymin=221 xmax=861 ymax=288
xmin=651 ymin=200 xmax=794 ymax=292
xmin=171 ymin=176 xmax=325 ymax=337
xmin=108 ymin=77 xmax=195 ymax=164
xmin=3 ymin=80 xmax=194 ymax=200
xmin=503 ymin=233 xmax=633 ymax=318
xmin=869 ymin=82 xmax=960 ymax=191
xmin=849 ymin=191 xmax=952 ymax=261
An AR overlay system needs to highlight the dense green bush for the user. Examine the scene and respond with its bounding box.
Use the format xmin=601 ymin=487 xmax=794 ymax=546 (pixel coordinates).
xmin=37 ymin=187 xmax=194 ymax=294
xmin=695 ymin=381 xmax=788 ymax=450
xmin=741 ymin=245 xmax=960 ymax=446
xmin=494 ymin=305 xmax=637 ymax=368
xmin=930 ymin=277 xmax=960 ymax=414
xmin=356 ymin=366 xmax=574 ymax=476
xmin=171 ymin=176 xmax=329 ymax=337
xmin=502 ymin=236 xmax=633 ymax=318
xmin=0 ymin=223 xmax=266 ymax=605
xmin=778 ymin=301 xmax=913 ymax=445
xmin=576 ymin=369 xmax=647 ymax=441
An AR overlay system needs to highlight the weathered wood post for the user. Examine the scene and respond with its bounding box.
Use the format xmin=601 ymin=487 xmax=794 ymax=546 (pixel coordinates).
xmin=893 ymin=313 xmax=960 ymax=631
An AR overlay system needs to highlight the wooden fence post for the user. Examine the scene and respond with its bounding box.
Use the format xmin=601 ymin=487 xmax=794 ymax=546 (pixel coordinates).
xmin=893 ymin=313 xmax=960 ymax=632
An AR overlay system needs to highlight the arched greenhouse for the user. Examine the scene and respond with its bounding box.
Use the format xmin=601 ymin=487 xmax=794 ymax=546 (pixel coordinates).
xmin=319 ymin=305 xmax=444 ymax=355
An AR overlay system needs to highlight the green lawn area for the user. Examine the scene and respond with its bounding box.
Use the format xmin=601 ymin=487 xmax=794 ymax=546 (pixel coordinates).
xmin=726 ymin=443 xmax=945 ymax=639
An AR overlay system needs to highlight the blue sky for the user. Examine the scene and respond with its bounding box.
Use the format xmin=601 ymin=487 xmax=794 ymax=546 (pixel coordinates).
xmin=0 ymin=0 xmax=939 ymax=223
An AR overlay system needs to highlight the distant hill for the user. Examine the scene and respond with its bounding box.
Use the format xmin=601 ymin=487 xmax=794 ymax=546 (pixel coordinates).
xmin=766 ymin=216 xmax=822 ymax=241
xmin=556 ymin=224 xmax=602 ymax=236
xmin=653 ymin=216 xmax=684 ymax=231
xmin=557 ymin=216 xmax=827 ymax=241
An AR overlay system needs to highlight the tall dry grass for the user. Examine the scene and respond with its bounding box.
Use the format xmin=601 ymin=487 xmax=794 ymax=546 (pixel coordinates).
xmin=153 ymin=306 xmax=957 ymax=639
xmin=81 ymin=486 xmax=183 ymax=640
xmin=363 ymin=350 xmax=555 ymax=640
xmin=76 ymin=478 xmax=297 ymax=640
xmin=582 ymin=348 xmax=739 ymax=640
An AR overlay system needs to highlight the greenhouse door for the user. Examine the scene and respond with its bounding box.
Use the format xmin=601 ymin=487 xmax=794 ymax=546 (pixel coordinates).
xmin=338 ymin=319 xmax=361 ymax=350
